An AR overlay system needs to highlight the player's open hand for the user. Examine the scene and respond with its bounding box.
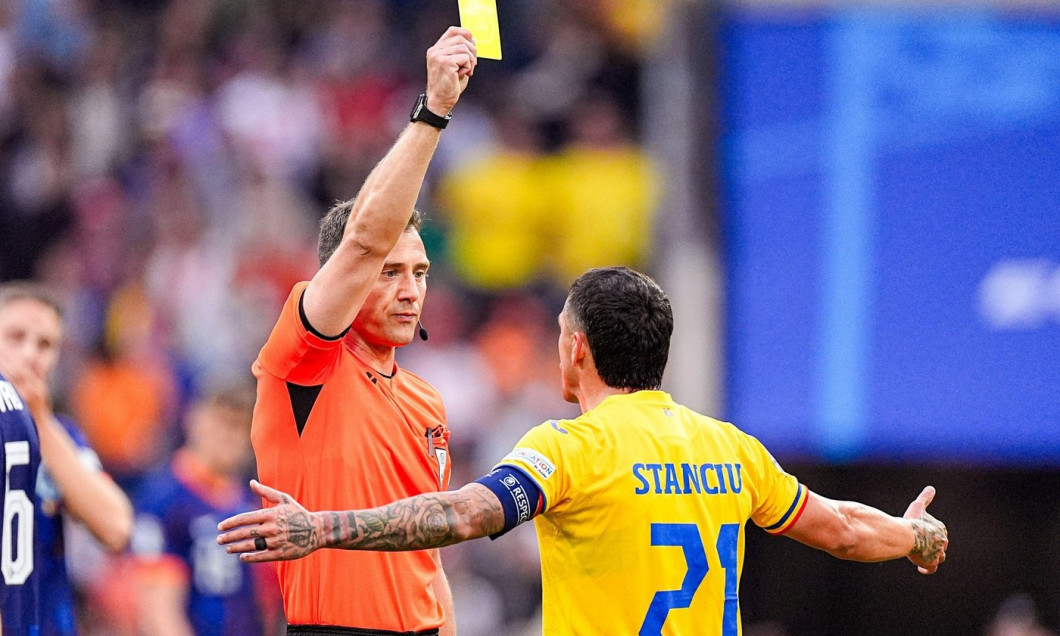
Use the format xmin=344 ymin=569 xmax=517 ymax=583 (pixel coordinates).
xmin=425 ymin=26 xmax=477 ymax=114
xmin=217 ymin=479 xmax=322 ymax=563
xmin=903 ymin=486 xmax=948 ymax=575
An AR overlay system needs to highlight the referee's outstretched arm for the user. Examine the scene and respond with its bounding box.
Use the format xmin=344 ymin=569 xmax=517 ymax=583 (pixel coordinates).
xmin=218 ymin=478 xmax=507 ymax=560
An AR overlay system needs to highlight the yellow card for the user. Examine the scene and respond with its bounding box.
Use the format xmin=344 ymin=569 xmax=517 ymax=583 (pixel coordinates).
xmin=458 ymin=0 xmax=502 ymax=60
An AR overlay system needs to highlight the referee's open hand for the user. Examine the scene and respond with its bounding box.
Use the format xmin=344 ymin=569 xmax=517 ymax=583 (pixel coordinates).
xmin=217 ymin=479 xmax=322 ymax=563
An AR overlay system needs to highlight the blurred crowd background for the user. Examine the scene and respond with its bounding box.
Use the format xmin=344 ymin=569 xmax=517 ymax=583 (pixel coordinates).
xmin=0 ymin=0 xmax=662 ymax=633
xmin=0 ymin=0 xmax=664 ymax=479
xmin=1 ymin=0 xmax=1058 ymax=635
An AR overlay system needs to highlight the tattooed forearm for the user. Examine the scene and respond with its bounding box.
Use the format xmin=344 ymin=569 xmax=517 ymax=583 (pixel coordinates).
xmin=357 ymin=495 xmax=455 ymax=550
xmin=330 ymin=512 xmax=342 ymax=546
xmin=319 ymin=484 xmax=506 ymax=552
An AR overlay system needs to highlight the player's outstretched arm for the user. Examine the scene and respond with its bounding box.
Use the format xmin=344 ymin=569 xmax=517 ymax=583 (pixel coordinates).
xmin=302 ymin=27 xmax=477 ymax=337
xmin=216 ymin=479 xmax=504 ymax=562
xmin=783 ymin=486 xmax=948 ymax=574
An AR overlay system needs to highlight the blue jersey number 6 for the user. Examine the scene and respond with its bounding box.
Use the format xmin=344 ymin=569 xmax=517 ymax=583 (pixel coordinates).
xmin=639 ymin=522 xmax=740 ymax=636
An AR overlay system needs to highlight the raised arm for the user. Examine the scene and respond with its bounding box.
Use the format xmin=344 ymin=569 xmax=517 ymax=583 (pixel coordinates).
xmin=301 ymin=27 xmax=477 ymax=336
xmin=217 ymin=479 xmax=505 ymax=562
xmin=783 ymin=486 xmax=948 ymax=574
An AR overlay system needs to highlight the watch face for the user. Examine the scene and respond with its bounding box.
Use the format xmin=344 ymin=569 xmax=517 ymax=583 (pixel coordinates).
xmin=411 ymin=94 xmax=427 ymax=118
xmin=410 ymin=94 xmax=448 ymax=129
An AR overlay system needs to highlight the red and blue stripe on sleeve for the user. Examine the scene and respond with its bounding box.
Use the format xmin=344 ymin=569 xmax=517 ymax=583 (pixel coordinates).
xmin=763 ymin=483 xmax=809 ymax=535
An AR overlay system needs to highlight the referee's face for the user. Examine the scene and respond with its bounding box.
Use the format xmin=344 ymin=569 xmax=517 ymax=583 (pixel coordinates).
xmin=353 ymin=230 xmax=430 ymax=349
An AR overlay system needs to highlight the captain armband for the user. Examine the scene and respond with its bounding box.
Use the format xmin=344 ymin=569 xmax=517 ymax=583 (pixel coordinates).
xmin=473 ymin=466 xmax=544 ymax=539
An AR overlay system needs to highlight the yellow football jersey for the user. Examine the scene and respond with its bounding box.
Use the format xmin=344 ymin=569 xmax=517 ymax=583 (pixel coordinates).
xmin=496 ymin=391 xmax=807 ymax=636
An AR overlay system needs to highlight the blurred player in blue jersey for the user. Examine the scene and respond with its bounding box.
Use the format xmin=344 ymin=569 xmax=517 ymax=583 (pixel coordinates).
xmin=0 ymin=283 xmax=133 ymax=635
xmin=220 ymin=266 xmax=949 ymax=635
xmin=0 ymin=364 xmax=43 ymax=634
xmin=129 ymin=385 xmax=280 ymax=636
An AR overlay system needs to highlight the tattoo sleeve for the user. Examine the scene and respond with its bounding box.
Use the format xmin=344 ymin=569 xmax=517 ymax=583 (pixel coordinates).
xmin=319 ymin=485 xmax=506 ymax=551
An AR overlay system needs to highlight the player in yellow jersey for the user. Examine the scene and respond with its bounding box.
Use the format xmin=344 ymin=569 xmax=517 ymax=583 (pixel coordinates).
xmin=218 ymin=266 xmax=949 ymax=636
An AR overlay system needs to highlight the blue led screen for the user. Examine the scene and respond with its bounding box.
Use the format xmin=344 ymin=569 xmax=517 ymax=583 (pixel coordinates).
xmin=720 ymin=8 xmax=1060 ymax=463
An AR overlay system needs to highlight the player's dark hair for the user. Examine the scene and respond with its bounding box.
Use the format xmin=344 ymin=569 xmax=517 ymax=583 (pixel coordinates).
xmin=0 ymin=281 xmax=64 ymax=320
xmin=317 ymin=199 xmax=423 ymax=267
xmin=565 ymin=267 xmax=673 ymax=391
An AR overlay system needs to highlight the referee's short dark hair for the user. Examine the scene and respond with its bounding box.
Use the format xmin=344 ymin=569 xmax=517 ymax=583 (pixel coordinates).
xmin=564 ymin=267 xmax=673 ymax=391
xmin=317 ymin=200 xmax=423 ymax=267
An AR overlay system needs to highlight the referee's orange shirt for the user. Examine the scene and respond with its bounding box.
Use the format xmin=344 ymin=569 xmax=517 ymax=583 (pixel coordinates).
xmin=251 ymin=282 xmax=451 ymax=632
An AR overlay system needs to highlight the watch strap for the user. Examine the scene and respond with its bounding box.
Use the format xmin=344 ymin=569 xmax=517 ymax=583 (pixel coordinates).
xmin=410 ymin=93 xmax=451 ymax=129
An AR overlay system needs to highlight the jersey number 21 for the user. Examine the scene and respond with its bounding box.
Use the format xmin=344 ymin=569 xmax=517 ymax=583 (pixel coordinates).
xmin=640 ymin=522 xmax=739 ymax=636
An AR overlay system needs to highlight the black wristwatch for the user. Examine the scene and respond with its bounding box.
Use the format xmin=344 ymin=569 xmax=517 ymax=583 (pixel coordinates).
xmin=409 ymin=93 xmax=451 ymax=129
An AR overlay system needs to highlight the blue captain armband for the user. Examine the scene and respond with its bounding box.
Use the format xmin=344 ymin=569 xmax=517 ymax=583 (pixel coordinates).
xmin=474 ymin=466 xmax=544 ymax=539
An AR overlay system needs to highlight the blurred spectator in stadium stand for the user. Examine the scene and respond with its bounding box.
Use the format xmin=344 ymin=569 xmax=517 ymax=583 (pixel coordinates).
xmin=987 ymin=594 xmax=1056 ymax=636
xmin=0 ymin=3 xmax=15 ymax=129
xmin=69 ymin=179 xmax=145 ymax=320
xmin=215 ymin=7 xmax=322 ymax=186
xmin=12 ymin=0 xmax=92 ymax=75
xmin=68 ymin=26 xmax=127 ymax=181
xmin=72 ymin=278 xmax=176 ymax=488
xmin=0 ymin=62 xmax=74 ymax=280
xmin=0 ymin=281 xmax=134 ymax=636
xmin=137 ymin=0 xmax=239 ymax=235
xmin=435 ymin=97 xmax=552 ymax=291
xmin=471 ymin=293 xmax=575 ymax=473
xmin=127 ymin=384 xmax=282 ymax=636
xmin=0 ymin=1 xmax=654 ymax=633
xmin=304 ymin=0 xmax=409 ymax=203
xmin=511 ymin=10 xmax=609 ymax=139
xmin=589 ymin=0 xmax=672 ymax=55
xmin=543 ymin=89 xmax=660 ymax=285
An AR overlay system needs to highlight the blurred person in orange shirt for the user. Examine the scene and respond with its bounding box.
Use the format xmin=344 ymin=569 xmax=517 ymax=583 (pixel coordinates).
xmin=72 ymin=280 xmax=175 ymax=485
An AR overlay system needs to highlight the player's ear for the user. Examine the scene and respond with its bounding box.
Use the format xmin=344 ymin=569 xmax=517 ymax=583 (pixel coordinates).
xmin=571 ymin=331 xmax=589 ymax=368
